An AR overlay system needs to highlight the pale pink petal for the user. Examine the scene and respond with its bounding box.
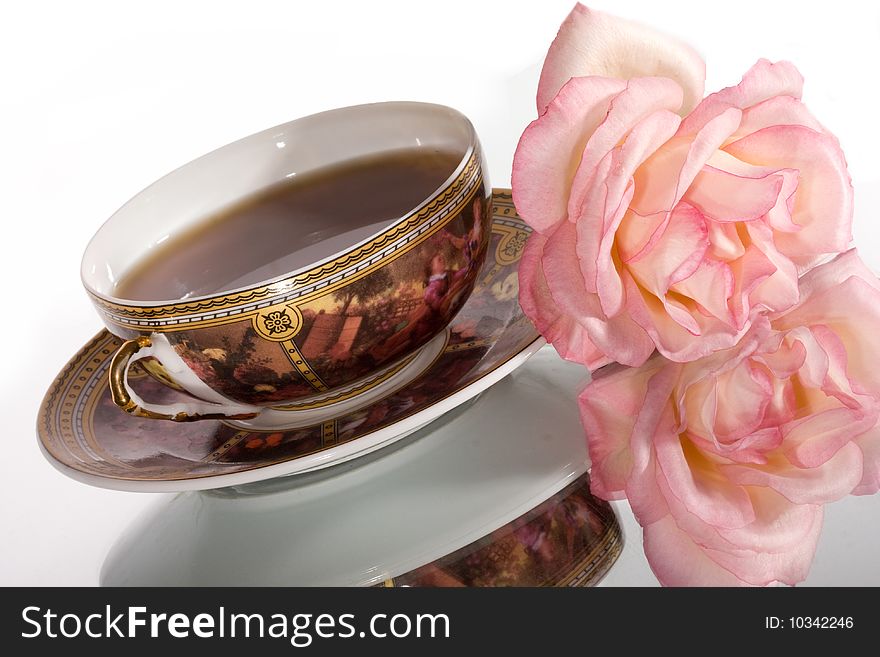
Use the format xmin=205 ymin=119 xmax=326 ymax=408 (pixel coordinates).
xmin=658 ymin=475 xmax=824 ymax=585
xmin=727 ymin=245 xmax=778 ymax=328
xmin=679 ymin=59 xmax=805 ymax=136
xmin=643 ymin=515 xmax=751 ymax=586
xmin=626 ymin=203 xmax=709 ymax=297
xmin=592 ymin=110 xmax=682 ymax=317
xmin=724 ymin=125 xmax=853 ymax=257
xmin=653 ymin=429 xmax=756 ymax=529
xmin=776 ymin=275 xmax=880 ymax=394
xmin=745 ymin=222 xmax=801 ymax=313
xmin=567 ymin=78 xmax=683 ymax=219
xmin=707 ymin=499 xmax=823 ymax=586
xmin=755 ymin=336 xmax=806 ymax=379
xmin=579 ymin=359 xmax=664 ymax=498
xmin=657 ymin=467 xmax=820 ymax=556
xmin=694 ymin=427 xmax=784 ymax=465
xmin=580 ymin=308 xmax=657 ymax=368
xmin=624 ymin=367 xmax=683 ymax=526
xmin=672 ymin=257 xmax=735 ymax=324
xmin=713 ymin=361 xmax=773 ymax=442
xmin=737 ymin=95 xmax=825 ymax=137
xmin=517 ymin=232 xmax=609 ymax=369
xmin=853 ymin=425 xmax=880 ymax=495
xmin=811 ymin=324 xmax=867 ymax=407
xmin=542 ymin=220 xmax=655 ymax=367
xmin=512 ymin=75 xmax=626 ymax=233
xmin=626 ymin=274 xmax=748 ymax=362
xmin=705 ymin=220 xmax=745 ymax=261
xmin=782 ymin=406 xmax=879 ymax=469
xmin=594 ymin=181 xmax=633 ymax=317
xmin=792 ymin=249 xmax=880 ymax=301
xmin=700 ymin=151 xmax=801 ymax=232
xmin=629 ymin=107 xmax=742 ymax=243
xmin=721 ymin=442 xmax=863 ymax=504
xmin=684 ymin=165 xmax=785 ymax=222
xmin=537 ymin=3 xmax=705 ymax=114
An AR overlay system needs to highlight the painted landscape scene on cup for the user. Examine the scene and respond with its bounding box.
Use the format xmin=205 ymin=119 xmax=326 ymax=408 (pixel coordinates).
xmin=385 ymin=475 xmax=621 ymax=587
xmin=166 ymin=196 xmax=491 ymax=406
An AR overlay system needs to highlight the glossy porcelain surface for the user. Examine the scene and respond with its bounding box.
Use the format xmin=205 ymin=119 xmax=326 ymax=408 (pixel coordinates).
xmin=100 ymin=347 xmax=618 ymax=586
xmin=39 ymin=193 xmax=543 ymax=490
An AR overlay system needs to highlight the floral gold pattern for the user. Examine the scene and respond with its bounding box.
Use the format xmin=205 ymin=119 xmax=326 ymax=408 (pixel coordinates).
xmin=262 ymin=311 xmax=292 ymax=335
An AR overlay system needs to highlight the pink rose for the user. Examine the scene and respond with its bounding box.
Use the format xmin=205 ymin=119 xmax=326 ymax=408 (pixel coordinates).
xmin=580 ymin=250 xmax=880 ymax=586
xmin=514 ymin=4 xmax=853 ymax=368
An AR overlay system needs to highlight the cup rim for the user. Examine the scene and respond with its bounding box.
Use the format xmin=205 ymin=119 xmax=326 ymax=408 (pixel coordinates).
xmin=81 ymin=101 xmax=479 ymax=311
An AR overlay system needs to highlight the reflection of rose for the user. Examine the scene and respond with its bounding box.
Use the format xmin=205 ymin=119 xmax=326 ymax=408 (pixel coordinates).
xmin=580 ymin=251 xmax=880 ymax=586
xmin=515 ymin=5 xmax=852 ymax=369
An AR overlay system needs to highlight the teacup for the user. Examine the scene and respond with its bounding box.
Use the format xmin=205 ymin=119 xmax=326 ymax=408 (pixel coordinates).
xmin=81 ymin=102 xmax=491 ymax=428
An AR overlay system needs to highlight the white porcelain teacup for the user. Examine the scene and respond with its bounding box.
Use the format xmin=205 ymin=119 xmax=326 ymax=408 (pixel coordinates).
xmin=81 ymin=102 xmax=490 ymax=428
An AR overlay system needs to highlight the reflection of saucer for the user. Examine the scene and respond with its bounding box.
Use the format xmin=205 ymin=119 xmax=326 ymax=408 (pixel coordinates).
xmin=100 ymin=348 xmax=622 ymax=586
xmin=38 ymin=190 xmax=544 ymax=492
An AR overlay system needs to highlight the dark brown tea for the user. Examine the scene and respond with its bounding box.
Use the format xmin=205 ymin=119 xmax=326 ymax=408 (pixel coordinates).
xmin=114 ymin=148 xmax=462 ymax=301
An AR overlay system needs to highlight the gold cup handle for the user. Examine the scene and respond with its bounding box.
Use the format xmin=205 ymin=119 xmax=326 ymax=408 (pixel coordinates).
xmin=108 ymin=336 xmax=260 ymax=422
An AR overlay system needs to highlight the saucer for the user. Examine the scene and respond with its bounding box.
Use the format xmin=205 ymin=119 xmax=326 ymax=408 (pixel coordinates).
xmin=38 ymin=190 xmax=544 ymax=492
xmin=100 ymin=347 xmax=622 ymax=586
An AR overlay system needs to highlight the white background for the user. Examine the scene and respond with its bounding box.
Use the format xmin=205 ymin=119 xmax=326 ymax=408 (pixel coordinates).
xmin=1 ymin=0 xmax=879 ymax=585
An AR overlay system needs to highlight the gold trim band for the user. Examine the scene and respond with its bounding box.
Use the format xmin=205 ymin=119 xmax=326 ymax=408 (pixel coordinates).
xmin=281 ymin=339 xmax=329 ymax=392
xmin=90 ymin=151 xmax=481 ymax=323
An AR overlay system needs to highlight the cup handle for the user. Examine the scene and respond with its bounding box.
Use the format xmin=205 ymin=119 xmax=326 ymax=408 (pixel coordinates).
xmin=108 ymin=336 xmax=261 ymax=422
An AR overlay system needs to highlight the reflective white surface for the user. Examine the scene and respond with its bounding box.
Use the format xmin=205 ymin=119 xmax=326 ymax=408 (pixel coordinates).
xmin=3 ymin=0 xmax=879 ymax=586
xmin=101 ymin=348 xmax=590 ymax=586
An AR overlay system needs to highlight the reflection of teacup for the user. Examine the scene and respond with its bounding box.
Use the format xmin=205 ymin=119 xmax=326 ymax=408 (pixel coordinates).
xmin=81 ymin=102 xmax=491 ymax=427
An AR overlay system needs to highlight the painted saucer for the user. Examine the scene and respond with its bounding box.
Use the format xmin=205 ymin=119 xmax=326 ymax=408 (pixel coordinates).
xmin=38 ymin=190 xmax=544 ymax=492
xmin=100 ymin=347 xmax=622 ymax=586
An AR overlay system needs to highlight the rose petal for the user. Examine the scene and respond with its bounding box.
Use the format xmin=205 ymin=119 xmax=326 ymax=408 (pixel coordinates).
xmin=629 ymin=107 xmax=743 ymax=236
xmin=793 ymin=249 xmax=880 ymax=301
xmin=537 ymin=4 xmax=705 ymax=114
xmin=684 ymin=164 xmax=785 ymax=222
xmin=513 ymin=75 xmax=626 ymax=233
xmin=593 ymin=110 xmax=683 ymax=317
xmin=624 ymin=366 xmax=682 ymax=525
xmin=737 ymin=94 xmax=825 ymax=137
xmin=724 ymin=125 xmax=853 ymax=258
xmin=676 ymin=259 xmax=736 ymax=325
xmin=544 ymin=220 xmax=655 ymax=367
xmin=567 ymin=78 xmax=683 ymax=220
xmin=643 ymin=515 xmax=751 ymax=586
xmin=679 ymin=59 xmax=805 ymax=136
xmin=853 ymin=425 xmax=880 ymax=495
xmin=712 ymin=361 xmax=773 ymax=442
xmin=708 ymin=227 xmax=747 ymax=272
xmin=625 ymin=274 xmax=748 ymax=362
xmin=579 ymin=359 xmax=664 ymax=498
xmin=626 ymin=203 xmax=709 ymax=299
xmin=745 ymin=222 xmax=801 ymax=313
xmin=776 ymin=275 xmax=880 ymax=395
xmin=782 ymin=406 xmax=879 ymax=469
xmin=708 ymin=494 xmax=823 ymax=586
xmin=654 ymin=430 xmax=756 ymax=529
xmin=720 ymin=442 xmax=863 ymax=504
xmin=517 ymin=232 xmax=609 ymax=369
xmin=727 ymin=244 xmax=778 ymax=328
xmin=657 ymin=474 xmax=824 ymax=585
